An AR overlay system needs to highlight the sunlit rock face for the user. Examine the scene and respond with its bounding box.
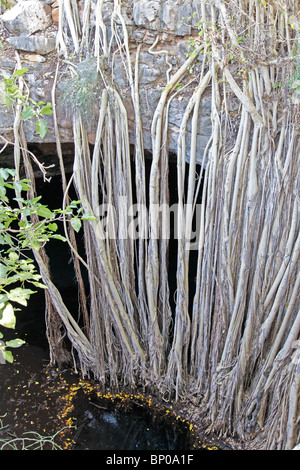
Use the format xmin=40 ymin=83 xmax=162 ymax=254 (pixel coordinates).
xmin=0 ymin=0 xmax=212 ymax=164
xmin=1 ymin=0 xmax=52 ymax=35
xmin=132 ymin=0 xmax=203 ymax=35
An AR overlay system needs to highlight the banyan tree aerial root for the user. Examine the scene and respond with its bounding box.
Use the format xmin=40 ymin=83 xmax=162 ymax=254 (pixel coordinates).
xmin=11 ymin=0 xmax=299 ymax=450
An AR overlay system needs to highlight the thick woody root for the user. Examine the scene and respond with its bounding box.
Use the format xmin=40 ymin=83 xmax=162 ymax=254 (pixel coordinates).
xmin=21 ymin=0 xmax=300 ymax=448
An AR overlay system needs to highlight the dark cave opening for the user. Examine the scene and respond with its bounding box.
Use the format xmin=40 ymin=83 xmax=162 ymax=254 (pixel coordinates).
xmin=33 ymin=146 xmax=205 ymax=321
xmin=1 ymin=144 xmax=205 ymax=345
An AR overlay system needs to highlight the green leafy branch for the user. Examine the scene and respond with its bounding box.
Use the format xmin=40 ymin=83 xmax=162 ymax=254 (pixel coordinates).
xmin=0 ymin=68 xmax=53 ymax=139
xmin=0 ymin=168 xmax=96 ymax=362
xmin=0 ymin=250 xmax=39 ymax=362
xmin=0 ymin=0 xmax=15 ymax=10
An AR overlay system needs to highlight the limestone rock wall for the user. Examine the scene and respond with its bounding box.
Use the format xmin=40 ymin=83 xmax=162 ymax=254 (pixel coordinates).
xmin=0 ymin=0 xmax=212 ymax=163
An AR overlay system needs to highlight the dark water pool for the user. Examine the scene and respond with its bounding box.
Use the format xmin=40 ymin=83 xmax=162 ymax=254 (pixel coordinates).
xmin=0 ymin=286 xmax=199 ymax=451
xmin=73 ymin=405 xmax=194 ymax=451
xmin=71 ymin=392 xmax=196 ymax=451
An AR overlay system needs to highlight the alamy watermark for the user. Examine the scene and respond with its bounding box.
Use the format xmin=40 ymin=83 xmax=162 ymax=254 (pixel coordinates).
xmin=93 ymin=198 xmax=203 ymax=250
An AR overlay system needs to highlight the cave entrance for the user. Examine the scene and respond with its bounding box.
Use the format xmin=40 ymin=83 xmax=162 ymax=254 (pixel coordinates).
xmin=31 ymin=147 xmax=205 ymax=324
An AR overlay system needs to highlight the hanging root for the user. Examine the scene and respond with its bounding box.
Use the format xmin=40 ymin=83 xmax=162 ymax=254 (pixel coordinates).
xmin=11 ymin=0 xmax=300 ymax=448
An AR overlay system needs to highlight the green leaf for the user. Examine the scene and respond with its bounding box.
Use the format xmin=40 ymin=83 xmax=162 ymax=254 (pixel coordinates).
xmin=39 ymin=102 xmax=53 ymax=115
xmin=70 ymin=217 xmax=82 ymax=233
xmin=48 ymin=222 xmax=58 ymax=232
xmin=69 ymin=200 xmax=82 ymax=207
xmin=0 ymin=168 xmax=9 ymax=180
xmin=32 ymin=240 xmax=40 ymax=251
xmin=2 ymin=349 xmax=13 ymax=363
xmin=3 ymin=182 xmax=15 ymax=190
xmin=51 ymin=234 xmax=67 ymax=242
xmin=8 ymin=251 xmax=19 ymax=262
xmin=0 ymin=303 xmax=16 ymax=329
xmin=0 ymin=264 xmax=7 ymax=279
xmin=7 ymin=287 xmax=36 ymax=306
xmin=13 ymin=68 xmax=29 ymax=77
xmin=20 ymin=181 xmax=31 ymax=191
xmin=21 ymin=106 xmax=35 ymax=121
xmin=21 ymin=239 xmax=30 ymax=249
xmin=4 ymin=96 xmax=13 ymax=108
xmin=0 ymin=185 xmax=8 ymax=202
xmin=6 ymin=338 xmax=25 ymax=348
xmin=13 ymin=196 xmax=25 ymax=203
xmin=1 ymin=0 xmax=12 ymax=9
xmin=0 ymin=294 xmax=9 ymax=304
xmin=19 ymin=261 xmax=35 ymax=271
xmin=31 ymin=196 xmax=42 ymax=203
xmin=31 ymin=281 xmax=48 ymax=289
xmin=37 ymin=205 xmax=53 ymax=219
xmin=3 ymin=233 xmax=13 ymax=246
xmin=36 ymin=118 xmax=48 ymax=139
xmin=81 ymin=213 xmax=97 ymax=221
xmin=31 ymin=281 xmax=47 ymax=289
xmin=13 ymin=181 xmax=23 ymax=193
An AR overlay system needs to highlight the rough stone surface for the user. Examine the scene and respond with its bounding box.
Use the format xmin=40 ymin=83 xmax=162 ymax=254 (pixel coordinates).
xmin=0 ymin=0 xmax=212 ymax=164
xmin=51 ymin=7 xmax=59 ymax=24
xmin=7 ymin=35 xmax=56 ymax=55
xmin=0 ymin=0 xmax=52 ymax=35
xmin=132 ymin=0 xmax=203 ymax=35
xmin=22 ymin=53 xmax=46 ymax=63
